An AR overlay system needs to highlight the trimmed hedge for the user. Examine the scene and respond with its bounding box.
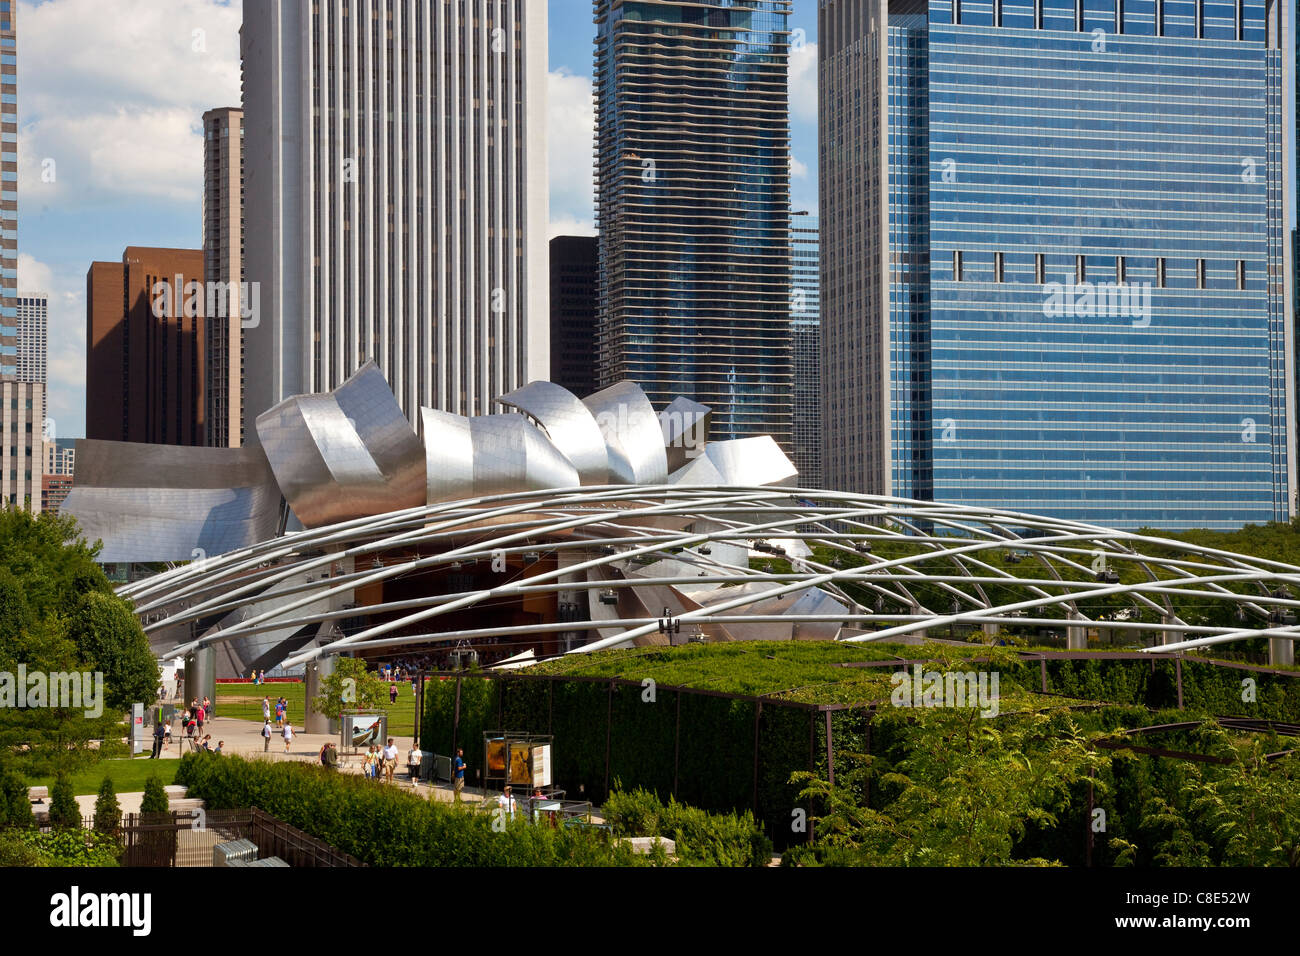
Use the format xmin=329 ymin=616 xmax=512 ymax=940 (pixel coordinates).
xmin=174 ymin=752 xmax=644 ymax=867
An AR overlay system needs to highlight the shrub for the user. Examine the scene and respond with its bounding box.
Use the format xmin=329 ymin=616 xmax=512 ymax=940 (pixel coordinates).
xmin=175 ymin=752 xmax=646 ymax=867
xmin=139 ymin=775 xmax=169 ymax=816
xmin=0 ymin=830 xmax=48 ymax=866
xmin=0 ymin=829 xmax=119 ymax=867
xmin=92 ymin=777 xmax=121 ymax=835
xmin=0 ymin=770 xmax=32 ymax=828
xmin=47 ymin=775 xmax=81 ymax=830
xmin=603 ymin=786 xmax=773 ymax=867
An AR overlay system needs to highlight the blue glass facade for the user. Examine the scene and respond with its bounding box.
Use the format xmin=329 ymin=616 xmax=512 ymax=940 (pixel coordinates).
xmin=826 ymin=0 xmax=1292 ymax=530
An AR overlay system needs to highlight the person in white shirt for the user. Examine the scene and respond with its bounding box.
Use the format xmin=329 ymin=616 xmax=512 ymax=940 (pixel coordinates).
xmin=282 ymin=722 xmax=294 ymax=752
xmin=497 ymin=786 xmax=517 ymax=819
xmin=382 ymin=738 xmax=399 ymax=783
xmin=406 ymin=746 xmax=422 ymax=785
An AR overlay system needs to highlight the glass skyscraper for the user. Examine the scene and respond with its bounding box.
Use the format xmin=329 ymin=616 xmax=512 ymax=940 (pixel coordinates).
xmin=821 ymin=0 xmax=1293 ymax=530
xmin=792 ymin=210 xmax=822 ymax=487
xmin=595 ymin=0 xmax=794 ymax=448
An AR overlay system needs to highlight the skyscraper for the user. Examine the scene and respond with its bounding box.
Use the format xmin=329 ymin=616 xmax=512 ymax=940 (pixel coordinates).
xmin=202 ymin=107 xmax=245 ymax=448
xmin=241 ymin=0 xmax=550 ymax=437
xmin=594 ymin=0 xmax=794 ymax=448
xmin=86 ymin=247 xmax=206 ymax=446
xmin=0 ymin=1 xmax=15 ymax=382
xmin=791 ymin=211 xmax=821 ymax=488
xmin=1 ymin=380 xmax=42 ymax=512
xmin=15 ymin=293 xmax=46 ymax=436
xmin=549 ymin=236 xmax=598 ymax=398
xmin=15 ymin=293 xmax=45 ymax=389
xmin=820 ymin=0 xmax=1293 ymax=530
xmin=0 ymin=5 xmax=36 ymax=513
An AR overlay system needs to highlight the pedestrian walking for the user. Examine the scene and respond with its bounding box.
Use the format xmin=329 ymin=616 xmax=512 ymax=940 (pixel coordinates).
xmin=282 ymin=722 xmax=294 ymax=752
xmin=382 ymin=737 xmax=398 ymax=783
xmin=203 ymin=695 xmax=213 ymax=719
xmin=389 ymin=682 xmax=398 ymax=705
xmin=261 ymin=720 xmax=272 ymax=752
xmin=407 ymin=744 xmax=422 ymax=785
xmin=262 ymin=696 xmax=270 ymax=723
xmin=453 ymin=748 xmax=466 ymax=801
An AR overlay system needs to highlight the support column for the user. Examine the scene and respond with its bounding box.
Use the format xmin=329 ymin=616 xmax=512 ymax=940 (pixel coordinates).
xmin=907 ymin=602 xmax=928 ymax=642
xmin=1269 ymin=637 xmax=1296 ymax=668
xmin=1159 ymin=614 xmax=1184 ymax=647
xmin=981 ymin=621 xmax=1000 ymax=643
xmin=1066 ymin=611 xmax=1088 ymax=650
xmin=183 ymin=647 xmax=215 ymax=708
xmin=304 ymin=655 xmax=337 ymax=735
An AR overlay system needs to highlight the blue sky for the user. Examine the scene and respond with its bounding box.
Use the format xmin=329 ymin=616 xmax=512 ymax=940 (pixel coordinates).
xmin=16 ymin=0 xmax=817 ymax=439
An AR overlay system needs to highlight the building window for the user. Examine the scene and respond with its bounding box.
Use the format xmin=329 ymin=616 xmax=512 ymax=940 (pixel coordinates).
xmin=1236 ymin=260 xmax=1246 ymax=290
xmin=994 ymin=252 xmax=1005 ymax=282
xmin=1157 ymin=257 xmax=1167 ymax=288
xmin=1075 ymin=255 xmax=1086 ymax=284
xmin=953 ymin=250 xmax=964 ymax=282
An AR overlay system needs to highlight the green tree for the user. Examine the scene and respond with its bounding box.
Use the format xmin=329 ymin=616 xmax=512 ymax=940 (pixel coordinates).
xmin=64 ymin=591 xmax=158 ymax=710
xmin=0 ymin=769 xmax=32 ymax=828
xmin=310 ymin=656 xmax=389 ymax=722
xmin=790 ymin=706 xmax=1109 ymax=866
xmin=92 ymin=777 xmax=121 ymax=836
xmin=47 ymin=775 xmax=81 ymax=830
xmin=0 ymin=508 xmax=147 ymax=775
xmin=139 ymin=775 xmax=169 ymax=816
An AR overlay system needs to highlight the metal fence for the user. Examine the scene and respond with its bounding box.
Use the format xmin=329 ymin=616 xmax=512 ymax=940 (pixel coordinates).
xmin=104 ymin=809 xmax=365 ymax=867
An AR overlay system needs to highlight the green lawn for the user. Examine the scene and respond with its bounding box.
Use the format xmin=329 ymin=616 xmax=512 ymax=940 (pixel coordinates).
xmin=29 ymin=757 xmax=180 ymax=797
xmin=215 ymin=680 xmax=424 ymax=736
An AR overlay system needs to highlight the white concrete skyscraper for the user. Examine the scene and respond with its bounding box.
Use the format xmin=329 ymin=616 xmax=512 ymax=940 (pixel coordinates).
xmin=241 ymin=0 xmax=549 ymax=436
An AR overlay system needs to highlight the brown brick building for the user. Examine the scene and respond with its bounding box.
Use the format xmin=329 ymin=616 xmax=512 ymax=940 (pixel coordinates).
xmin=86 ymin=247 xmax=206 ymax=445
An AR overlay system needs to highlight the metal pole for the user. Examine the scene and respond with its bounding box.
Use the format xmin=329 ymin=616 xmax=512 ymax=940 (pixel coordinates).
xmin=1175 ymin=657 xmax=1184 ymax=710
xmin=807 ymin=709 xmax=815 ymax=845
xmin=603 ymin=679 xmax=614 ymax=799
xmin=824 ymin=710 xmax=835 ymax=787
xmin=414 ymin=669 xmax=423 ymax=747
xmin=452 ymin=676 xmax=462 ymax=756
xmin=673 ymin=690 xmax=681 ymax=797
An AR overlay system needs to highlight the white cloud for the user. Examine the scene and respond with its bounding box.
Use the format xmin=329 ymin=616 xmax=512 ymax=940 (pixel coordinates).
xmin=18 ymin=253 xmax=86 ymax=439
xmin=789 ymin=41 xmax=818 ymax=125
xmin=548 ymin=68 xmax=596 ymax=231
xmin=18 ymin=0 xmax=241 ymax=208
xmin=792 ymin=156 xmax=808 ymax=179
xmin=548 ymin=216 xmax=596 ymax=240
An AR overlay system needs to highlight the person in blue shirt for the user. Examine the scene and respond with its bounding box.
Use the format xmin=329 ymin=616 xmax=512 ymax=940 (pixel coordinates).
xmin=453 ymin=749 xmax=466 ymax=802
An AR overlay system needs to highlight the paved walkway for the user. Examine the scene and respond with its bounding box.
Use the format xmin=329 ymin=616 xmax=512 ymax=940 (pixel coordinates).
xmin=143 ymin=716 xmax=497 ymax=806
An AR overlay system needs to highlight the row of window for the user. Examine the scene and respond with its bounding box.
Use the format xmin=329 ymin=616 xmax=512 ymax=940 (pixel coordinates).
xmin=952 ymin=251 xmax=1248 ymax=289
xmin=947 ymin=0 xmax=1264 ymax=43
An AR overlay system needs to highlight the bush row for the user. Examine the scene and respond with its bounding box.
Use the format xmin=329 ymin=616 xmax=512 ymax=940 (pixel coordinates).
xmin=174 ymin=752 xmax=645 ymax=867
